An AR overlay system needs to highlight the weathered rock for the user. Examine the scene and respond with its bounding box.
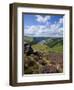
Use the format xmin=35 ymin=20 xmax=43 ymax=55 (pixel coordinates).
xmin=24 ymin=43 xmax=34 ymax=55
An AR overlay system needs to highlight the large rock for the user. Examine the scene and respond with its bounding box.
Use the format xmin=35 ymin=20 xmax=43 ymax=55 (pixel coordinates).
xmin=24 ymin=43 xmax=34 ymax=55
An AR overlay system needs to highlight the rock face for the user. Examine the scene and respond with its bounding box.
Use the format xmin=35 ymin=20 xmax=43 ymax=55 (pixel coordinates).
xmin=24 ymin=43 xmax=41 ymax=56
xmin=24 ymin=44 xmax=34 ymax=55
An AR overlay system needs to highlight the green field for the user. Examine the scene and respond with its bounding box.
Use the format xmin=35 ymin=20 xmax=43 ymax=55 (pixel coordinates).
xmin=32 ymin=43 xmax=63 ymax=54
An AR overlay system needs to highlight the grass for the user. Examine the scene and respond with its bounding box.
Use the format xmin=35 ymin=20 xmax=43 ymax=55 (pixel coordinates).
xmin=32 ymin=43 xmax=63 ymax=54
xmin=32 ymin=44 xmax=49 ymax=53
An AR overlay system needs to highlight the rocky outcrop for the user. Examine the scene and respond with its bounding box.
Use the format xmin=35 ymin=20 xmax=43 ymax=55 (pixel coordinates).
xmin=24 ymin=43 xmax=34 ymax=55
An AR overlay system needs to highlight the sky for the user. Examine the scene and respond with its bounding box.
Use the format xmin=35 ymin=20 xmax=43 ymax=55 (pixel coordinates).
xmin=23 ymin=13 xmax=64 ymax=37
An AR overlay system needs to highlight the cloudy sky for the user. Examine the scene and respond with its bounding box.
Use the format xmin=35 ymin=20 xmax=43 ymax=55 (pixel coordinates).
xmin=23 ymin=14 xmax=64 ymax=37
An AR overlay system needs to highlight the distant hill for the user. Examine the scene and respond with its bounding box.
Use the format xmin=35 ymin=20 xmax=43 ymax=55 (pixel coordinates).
xmin=24 ymin=36 xmax=63 ymax=45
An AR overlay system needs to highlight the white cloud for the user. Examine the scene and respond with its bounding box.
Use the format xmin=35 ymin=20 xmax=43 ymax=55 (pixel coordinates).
xmin=59 ymin=18 xmax=63 ymax=24
xmin=35 ymin=15 xmax=51 ymax=23
xmin=50 ymin=18 xmax=63 ymax=30
xmin=24 ymin=18 xmax=63 ymax=37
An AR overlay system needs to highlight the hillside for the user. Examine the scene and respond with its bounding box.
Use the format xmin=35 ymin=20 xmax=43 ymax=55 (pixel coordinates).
xmin=24 ymin=36 xmax=63 ymax=74
xmin=32 ymin=43 xmax=63 ymax=54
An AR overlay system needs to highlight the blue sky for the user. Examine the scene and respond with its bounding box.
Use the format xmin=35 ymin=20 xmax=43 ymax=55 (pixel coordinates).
xmin=23 ymin=14 xmax=64 ymax=37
